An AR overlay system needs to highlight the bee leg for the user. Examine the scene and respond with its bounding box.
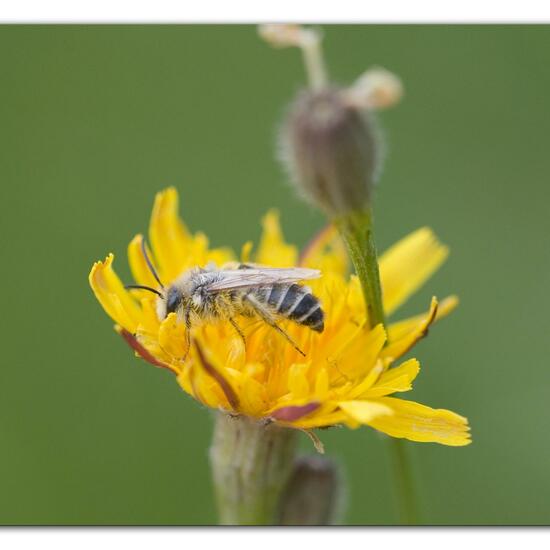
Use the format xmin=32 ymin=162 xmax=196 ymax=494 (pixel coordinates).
xmin=229 ymin=317 xmax=246 ymax=347
xmin=245 ymin=298 xmax=306 ymax=357
xmin=269 ymin=321 xmax=306 ymax=357
xmin=182 ymin=306 xmax=192 ymax=361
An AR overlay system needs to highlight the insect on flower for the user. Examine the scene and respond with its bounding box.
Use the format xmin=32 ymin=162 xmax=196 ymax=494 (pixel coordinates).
xmin=89 ymin=188 xmax=471 ymax=446
xmin=125 ymin=238 xmax=325 ymax=359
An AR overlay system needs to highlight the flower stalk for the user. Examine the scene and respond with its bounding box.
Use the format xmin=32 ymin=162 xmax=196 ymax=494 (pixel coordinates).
xmin=389 ymin=437 xmax=420 ymax=525
xmin=334 ymin=208 xmax=385 ymax=329
xmin=335 ymin=206 xmax=420 ymax=525
xmin=209 ymin=413 xmax=297 ymax=525
xmin=338 ymin=202 xmax=422 ymax=527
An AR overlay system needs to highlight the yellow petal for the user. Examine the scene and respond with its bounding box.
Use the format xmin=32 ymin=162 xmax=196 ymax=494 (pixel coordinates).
xmin=368 ymin=397 xmax=471 ymax=446
xmin=339 ymin=400 xmax=394 ymax=424
xmin=158 ymin=313 xmax=187 ymax=360
xmin=299 ymin=224 xmax=348 ymax=276
xmin=388 ymin=295 xmax=459 ymax=343
xmin=149 ymin=187 xmax=190 ymax=282
xmin=335 ymin=323 xmax=386 ymax=380
xmin=255 ymin=210 xmax=298 ymax=267
xmin=362 ymin=359 xmax=420 ymax=398
xmin=380 ymin=227 xmax=449 ymax=316
xmin=89 ymin=254 xmax=141 ymax=332
xmin=345 ymin=360 xmax=385 ymax=400
xmin=239 ymin=375 xmax=269 ymax=417
xmin=191 ymin=342 xmax=240 ymax=411
xmin=240 ymin=241 xmax=253 ymax=263
xmin=127 ymin=234 xmax=162 ymax=288
xmin=383 ymin=297 xmax=439 ymax=360
xmin=292 ymin=409 xmax=349 ymax=429
xmin=136 ymin=295 xmax=162 ymax=334
xmin=314 ymin=367 xmax=330 ymax=400
xmin=287 ymin=363 xmax=310 ymax=400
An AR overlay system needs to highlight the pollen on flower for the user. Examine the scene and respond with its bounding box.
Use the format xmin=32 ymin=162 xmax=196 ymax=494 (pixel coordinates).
xmin=89 ymin=187 xmax=471 ymax=447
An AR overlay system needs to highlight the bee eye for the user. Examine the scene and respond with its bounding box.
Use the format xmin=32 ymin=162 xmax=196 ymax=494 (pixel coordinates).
xmin=166 ymin=288 xmax=182 ymax=315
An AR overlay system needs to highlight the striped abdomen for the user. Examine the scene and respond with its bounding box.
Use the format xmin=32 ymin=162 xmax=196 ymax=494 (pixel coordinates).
xmin=253 ymin=283 xmax=324 ymax=333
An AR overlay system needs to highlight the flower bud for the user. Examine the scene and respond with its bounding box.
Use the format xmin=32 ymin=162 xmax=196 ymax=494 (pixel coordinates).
xmin=279 ymin=86 xmax=382 ymax=217
xmin=278 ymin=455 xmax=345 ymax=525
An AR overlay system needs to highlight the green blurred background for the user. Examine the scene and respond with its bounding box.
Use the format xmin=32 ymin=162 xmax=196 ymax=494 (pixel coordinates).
xmin=1 ymin=25 xmax=549 ymax=525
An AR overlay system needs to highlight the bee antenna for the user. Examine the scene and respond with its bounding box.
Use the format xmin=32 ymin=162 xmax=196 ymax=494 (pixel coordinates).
xmin=125 ymin=284 xmax=164 ymax=298
xmin=141 ymin=237 xmax=164 ymax=289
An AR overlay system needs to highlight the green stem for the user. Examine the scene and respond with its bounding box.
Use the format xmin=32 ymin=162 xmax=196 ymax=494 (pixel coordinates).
xmin=335 ymin=207 xmax=420 ymax=525
xmin=389 ymin=438 xmax=420 ymax=525
xmin=335 ymin=208 xmax=385 ymax=329
xmin=209 ymin=413 xmax=297 ymax=525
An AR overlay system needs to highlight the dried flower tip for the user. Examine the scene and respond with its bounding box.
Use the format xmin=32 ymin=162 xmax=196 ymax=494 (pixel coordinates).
xmin=280 ymin=87 xmax=381 ymax=216
xmin=259 ymin=24 xmax=327 ymax=90
xmin=278 ymin=455 xmax=345 ymax=525
xmin=344 ymin=66 xmax=404 ymax=111
xmin=258 ymin=24 xmax=319 ymax=50
xmin=258 ymin=24 xmax=302 ymax=48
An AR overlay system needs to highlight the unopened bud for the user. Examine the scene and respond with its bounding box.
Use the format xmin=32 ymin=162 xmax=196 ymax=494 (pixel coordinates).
xmin=279 ymin=86 xmax=382 ymax=216
xmin=278 ymin=455 xmax=345 ymax=525
xmin=345 ymin=66 xmax=404 ymax=110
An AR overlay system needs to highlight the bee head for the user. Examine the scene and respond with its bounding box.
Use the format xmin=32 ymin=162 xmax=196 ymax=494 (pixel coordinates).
xmin=165 ymin=286 xmax=183 ymax=316
xmin=154 ymin=285 xmax=179 ymax=320
xmin=155 ymin=278 xmax=195 ymax=321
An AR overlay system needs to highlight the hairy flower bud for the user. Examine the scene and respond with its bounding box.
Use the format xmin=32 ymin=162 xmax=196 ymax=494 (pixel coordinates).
xmin=279 ymin=86 xmax=382 ymax=217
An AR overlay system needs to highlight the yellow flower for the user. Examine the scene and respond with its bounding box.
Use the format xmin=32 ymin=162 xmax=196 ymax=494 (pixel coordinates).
xmin=89 ymin=187 xmax=471 ymax=446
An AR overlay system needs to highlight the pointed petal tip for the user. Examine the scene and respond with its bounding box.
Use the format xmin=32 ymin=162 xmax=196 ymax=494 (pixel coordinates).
xmin=129 ymin=233 xmax=143 ymax=245
xmin=441 ymin=294 xmax=460 ymax=310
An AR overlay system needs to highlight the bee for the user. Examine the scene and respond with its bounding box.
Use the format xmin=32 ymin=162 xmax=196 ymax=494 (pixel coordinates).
xmin=125 ymin=239 xmax=324 ymax=358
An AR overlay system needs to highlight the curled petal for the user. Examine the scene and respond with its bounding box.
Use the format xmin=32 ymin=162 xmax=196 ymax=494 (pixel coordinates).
xmin=388 ymin=295 xmax=458 ymax=344
xmin=383 ymin=297 xmax=439 ymax=360
xmin=89 ymin=254 xmax=142 ymax=333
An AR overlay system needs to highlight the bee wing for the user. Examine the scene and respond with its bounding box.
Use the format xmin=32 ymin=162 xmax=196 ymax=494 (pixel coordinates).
xmin=205 ymin=267 xmax=321 ymax=292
